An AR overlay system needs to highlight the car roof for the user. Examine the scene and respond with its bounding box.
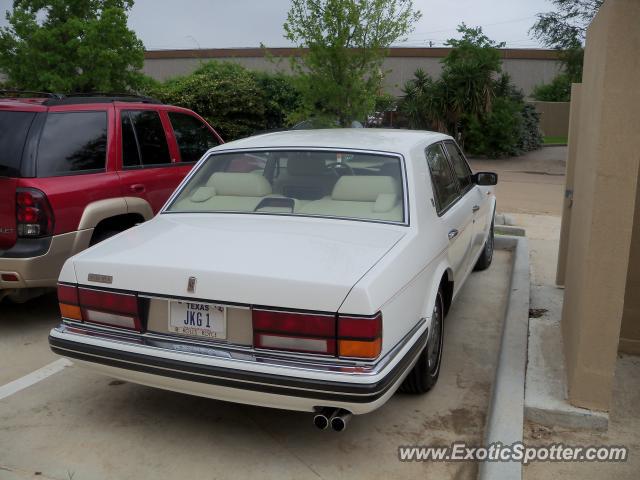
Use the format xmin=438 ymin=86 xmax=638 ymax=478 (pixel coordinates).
xmin=213 ymin=129 xmax=451 ymax=155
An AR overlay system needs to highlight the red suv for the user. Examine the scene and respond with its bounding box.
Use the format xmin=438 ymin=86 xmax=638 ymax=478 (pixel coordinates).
xmin=0 ymin=93 xmax=223 ymax=302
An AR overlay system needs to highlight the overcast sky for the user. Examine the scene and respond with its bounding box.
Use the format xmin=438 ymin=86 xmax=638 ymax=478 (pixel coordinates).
xmin=0 ymin=0 xmax=554 ymax=50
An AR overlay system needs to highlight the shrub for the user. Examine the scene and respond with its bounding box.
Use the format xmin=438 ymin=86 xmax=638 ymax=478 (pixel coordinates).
xmin=532 ymin=73 xmax=572 ymax=102
xmin=518 ymin=103 xmax=543 ymax=152
xmin=252 ymin=71 xmax=302 ymax=131
xmin=151 ymin=62 xmax=301 ymax=141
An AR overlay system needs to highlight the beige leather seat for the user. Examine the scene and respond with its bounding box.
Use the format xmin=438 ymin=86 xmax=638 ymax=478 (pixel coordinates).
xmin=298 ymin=176 xmax=403 ymax=222
xmin=273 ymin=155 xmax=335 ymax=200
xmin=173 ymin=172 xmax=272 ymax=211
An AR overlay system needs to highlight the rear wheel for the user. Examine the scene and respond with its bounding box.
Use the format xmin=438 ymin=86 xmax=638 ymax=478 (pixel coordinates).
xmin=474 ymin=220 xmax=494 ymax=271
xmin=399 ymin=289 xmax=444 ymax=394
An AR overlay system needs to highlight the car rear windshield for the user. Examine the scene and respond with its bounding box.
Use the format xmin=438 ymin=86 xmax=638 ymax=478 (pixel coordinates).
xmin=36 ymin=111 xmax=108 ymax=177
xmin=165 ymin=150 xmax=406 ymax=224
xmin=0 ymin=111 xmax=37 ymax=177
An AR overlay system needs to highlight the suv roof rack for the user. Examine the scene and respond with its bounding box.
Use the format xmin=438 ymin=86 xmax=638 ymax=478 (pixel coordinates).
xmin=0 ymin=90 xmax=64 ymax=99
xmin=43 ymin=92 xmax=162 ymax=106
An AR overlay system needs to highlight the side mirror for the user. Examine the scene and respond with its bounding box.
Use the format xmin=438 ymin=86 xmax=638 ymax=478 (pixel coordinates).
xmin=473 ymin=172 xmax=498 ymax=186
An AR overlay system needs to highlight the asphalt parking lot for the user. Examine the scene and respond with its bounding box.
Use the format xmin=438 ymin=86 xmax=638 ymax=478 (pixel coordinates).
xmin=0 ymin=251 xmax=511 ymax=480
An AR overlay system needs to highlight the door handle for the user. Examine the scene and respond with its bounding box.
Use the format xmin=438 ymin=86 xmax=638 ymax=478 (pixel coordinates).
xmin=472 ymin=205 xmax=480 ymax=213
xmin=448 ymin=229 xmax=459 ymax=240
xmin=129 ymin=184 xmax=145 ymax=194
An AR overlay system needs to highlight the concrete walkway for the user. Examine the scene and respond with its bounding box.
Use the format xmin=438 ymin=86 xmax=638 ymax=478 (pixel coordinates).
xmin=469 ymin=147 xmax=566 ymax=216
xmin=474 ymin=147 xmax=640 ymax=479
xmin=514 ymin=213 xmax=640 ymax=480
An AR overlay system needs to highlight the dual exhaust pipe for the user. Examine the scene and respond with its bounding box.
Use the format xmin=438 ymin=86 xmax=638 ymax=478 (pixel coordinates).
xmin=313 ymin=408 xmax=352 ymax=432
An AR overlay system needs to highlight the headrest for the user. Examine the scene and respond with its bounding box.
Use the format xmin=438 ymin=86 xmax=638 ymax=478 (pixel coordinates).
xmin=332 ymin=176 xmax=399 ymax=202
xmin=287 ymin=156 xmax=327 ymax=176
xmin=206 ymin=172 xmax=272 ymax=197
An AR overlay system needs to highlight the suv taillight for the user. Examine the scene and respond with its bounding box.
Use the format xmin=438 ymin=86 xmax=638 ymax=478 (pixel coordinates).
xmin=252 ymin=309 xmax=382 ymax=359
xmin=57 ymin=283 xmax=142 ymax=332
xmin=16 ymin=188 xmax=54 ymax=237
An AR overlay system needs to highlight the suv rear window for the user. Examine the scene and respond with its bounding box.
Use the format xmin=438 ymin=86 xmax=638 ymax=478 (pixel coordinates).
xmin=0 ymin=111 xmax=37 ymax=177
xmin=168 ymin=112 xmax=220 ymax=163
xmin=37 ymin=111 xmax=107 ymax=177
xmin=121 ymin=110 xmax=171 ymax=168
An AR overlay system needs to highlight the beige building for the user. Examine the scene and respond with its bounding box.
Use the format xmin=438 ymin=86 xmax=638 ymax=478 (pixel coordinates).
xmin=143 ymin=47 xmax=562 ymax=97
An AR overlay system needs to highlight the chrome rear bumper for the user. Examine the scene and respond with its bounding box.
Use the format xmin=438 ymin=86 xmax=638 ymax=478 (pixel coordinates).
xmin=49 ymin=320 xmax=427 ymax=413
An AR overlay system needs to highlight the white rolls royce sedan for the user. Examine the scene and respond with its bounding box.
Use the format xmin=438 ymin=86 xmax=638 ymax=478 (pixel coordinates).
xmin=49 ymin=129 xmax=497 ymax=431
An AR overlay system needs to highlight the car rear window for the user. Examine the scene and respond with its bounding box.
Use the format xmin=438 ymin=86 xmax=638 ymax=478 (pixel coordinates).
xmin=36 ymin=111 xmax=107 ymax=177
xmin=165 ymin=150 xmax=406 ymax=224
xmin=0 ymin=111 xmax=37 ymax=177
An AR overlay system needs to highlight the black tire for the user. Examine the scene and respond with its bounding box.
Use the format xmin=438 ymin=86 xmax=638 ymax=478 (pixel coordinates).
xmin=399 ymin=289 xmax=444 ymax=394
xmin=474 ymin=220 xmax=494 ymax=271
xmin=89 ymin=229 xmax=120 ymax=246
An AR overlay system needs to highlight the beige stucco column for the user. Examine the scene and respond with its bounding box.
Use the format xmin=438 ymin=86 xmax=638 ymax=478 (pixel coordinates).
xmin=619 ymin=182 xmax=640 ymax=355
xmin=556 ymin=83 xmax=582 ymax=287
xmin=560 ymin=0 xmax=640 ymax=411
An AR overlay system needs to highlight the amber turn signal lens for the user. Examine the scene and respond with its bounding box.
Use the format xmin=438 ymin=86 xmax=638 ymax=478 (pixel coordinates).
xmin=338 ymin=338 xmax=382 ymax=359
xmin=59 ymin=303 xmax=82 ymax=321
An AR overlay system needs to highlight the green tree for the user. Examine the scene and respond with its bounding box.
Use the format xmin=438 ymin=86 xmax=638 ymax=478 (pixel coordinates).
xmin=283 ymin=0 xmax=421 ymax=126
xmin=400 ymin=68 xmax=446 ymax=131
xmin=529 ymin=0 xmax=602 ymax=95
xmin=0 ymin=0 xmax=145 ymax=93
xmin=440 ymin=24 xmax=504 ymax=137
xmin=400 ymin=25 xmax=542 ymax=157
xmin=530 ymin=0 xmax=602 ymax=49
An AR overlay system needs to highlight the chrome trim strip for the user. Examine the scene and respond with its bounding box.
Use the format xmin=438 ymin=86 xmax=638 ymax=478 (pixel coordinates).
xmin=56 ymin=318 xmax=427 ymax=377
xmin=79 ymin=286 xmax=136 ymax=298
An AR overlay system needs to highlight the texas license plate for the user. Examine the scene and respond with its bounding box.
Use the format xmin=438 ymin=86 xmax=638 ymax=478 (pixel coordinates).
xmin=169 ymin=301 xmax=226 ymax=339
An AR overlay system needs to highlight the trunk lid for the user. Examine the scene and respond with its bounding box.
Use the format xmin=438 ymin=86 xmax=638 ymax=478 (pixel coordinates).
xmin=0 ymin=109 xmax=39 ymax=250
xmin=72 ymin=214 xmax=406 ymax=312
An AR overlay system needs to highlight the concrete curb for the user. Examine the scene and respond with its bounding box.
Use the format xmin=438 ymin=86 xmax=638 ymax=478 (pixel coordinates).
xmin=478 ymin=236 xmax=530 ymax=480
xmin=496 ymin=225 xmax=526 ymax=237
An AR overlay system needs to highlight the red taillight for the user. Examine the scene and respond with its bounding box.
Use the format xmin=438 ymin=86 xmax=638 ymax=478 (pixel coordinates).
xmin=57 ymin=283 xmax=141 ymax=331
xmin=338 ymin=315 xmax=382 ymax=339
xmin=57 ymin=283 xmax=81 ymax=321
xmin=337 ymin=313 xmax=383 ymax=359
xmin=16 ymin=188 xmax=54 ymax=238
xmin=252 ymin=309 xmax=336 ymax=355
xmin=253 ymin=310 xmax=335 ymax=337
xmin=251 ymin=308 xmax=382 ymax=359
xmin=58 ymin=283 xmax=79 ymax=304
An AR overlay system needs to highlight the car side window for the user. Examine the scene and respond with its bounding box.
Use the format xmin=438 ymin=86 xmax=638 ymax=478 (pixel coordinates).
xmin=425 ymin=143 xmax=459 ymax=213
xmin=121 ymin=110 xmax=171 ymax=168
xmin=36 ymin=111 xmax=107 ymax=177
xmin=444 ymin=141 xmax=473 ymax=192
xmin=168 ymin=112 xmax=220 ymax=163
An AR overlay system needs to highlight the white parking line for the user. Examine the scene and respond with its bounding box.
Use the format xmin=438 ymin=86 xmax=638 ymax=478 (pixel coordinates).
xmin=0 ymin=359 xmax=72 ymax=401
